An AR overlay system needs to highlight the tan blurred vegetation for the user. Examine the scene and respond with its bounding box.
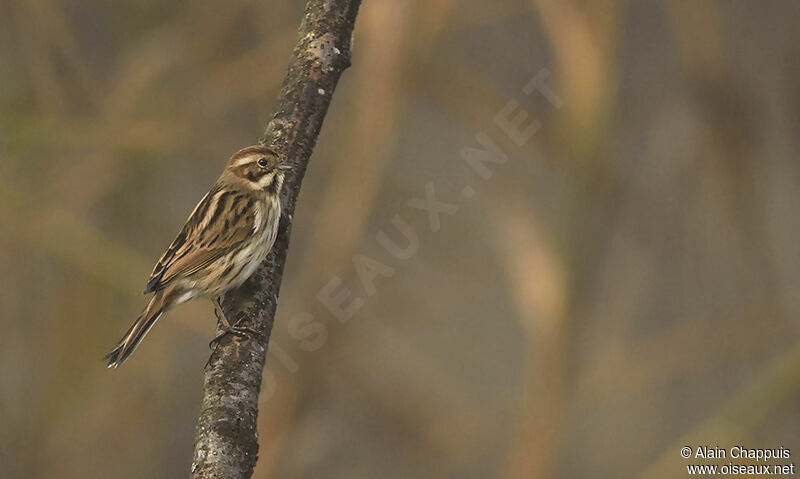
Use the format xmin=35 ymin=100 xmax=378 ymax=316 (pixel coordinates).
xmin=1 ymin=0 xmax=800 ymax=478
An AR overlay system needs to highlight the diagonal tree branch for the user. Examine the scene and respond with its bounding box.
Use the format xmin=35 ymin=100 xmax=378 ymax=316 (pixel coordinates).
xmin=191 ymin=1 xmax=362 ymax=478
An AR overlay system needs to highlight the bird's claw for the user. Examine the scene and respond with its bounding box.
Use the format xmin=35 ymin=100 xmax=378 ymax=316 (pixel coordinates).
xmin=208 ymin=326 xmax=263 ymax=349
xmin=206 ymin=326 xmax=262 ymax=369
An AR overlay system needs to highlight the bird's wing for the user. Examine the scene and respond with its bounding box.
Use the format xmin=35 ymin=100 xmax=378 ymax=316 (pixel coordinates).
xmin=143 ymin=188 xmax=256 ymax=293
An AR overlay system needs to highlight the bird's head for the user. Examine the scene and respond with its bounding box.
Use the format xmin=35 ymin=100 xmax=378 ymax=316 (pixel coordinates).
xmin=224 ymin=144 xmax=291 ymax=193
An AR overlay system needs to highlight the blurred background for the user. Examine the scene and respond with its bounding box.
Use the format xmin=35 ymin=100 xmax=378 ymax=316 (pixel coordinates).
xmin=2 ymin=0 xmax=800 ymax=477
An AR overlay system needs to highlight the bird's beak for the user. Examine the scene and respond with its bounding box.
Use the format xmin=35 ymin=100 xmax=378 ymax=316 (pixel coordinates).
xmin=277 ymin=164 xmax=292 ymax=171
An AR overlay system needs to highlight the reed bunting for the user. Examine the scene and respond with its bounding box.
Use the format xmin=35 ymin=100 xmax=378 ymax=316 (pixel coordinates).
xmin=105 ymin=144 xmax=290 ymax=368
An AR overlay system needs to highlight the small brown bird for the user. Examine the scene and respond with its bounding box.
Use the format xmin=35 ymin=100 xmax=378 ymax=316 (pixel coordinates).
xmin=105 ymin=144 xmax=290 ymax=368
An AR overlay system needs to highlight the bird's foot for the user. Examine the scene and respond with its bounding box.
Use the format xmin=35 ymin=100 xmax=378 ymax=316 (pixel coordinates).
xmin=207 ymin=298 xmax=265 ymax=367
xmin=208 ymin=325 xmax=263 ymax=349
xmin=206 ymin=322 xmax=263 ymax=368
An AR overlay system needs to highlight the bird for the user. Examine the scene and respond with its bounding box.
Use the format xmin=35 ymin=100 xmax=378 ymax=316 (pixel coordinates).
xmin=104 ymin=144 xmax=291 ymax=368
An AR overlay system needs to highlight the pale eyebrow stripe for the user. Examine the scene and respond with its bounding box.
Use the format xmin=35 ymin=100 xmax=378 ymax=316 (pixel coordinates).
xmin=231 ymin=156 xmax=254 ymax=167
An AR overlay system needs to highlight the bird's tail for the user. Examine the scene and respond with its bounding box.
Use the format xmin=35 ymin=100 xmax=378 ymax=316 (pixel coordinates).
xmin=105 ymin=291 xmax=167 ymax=368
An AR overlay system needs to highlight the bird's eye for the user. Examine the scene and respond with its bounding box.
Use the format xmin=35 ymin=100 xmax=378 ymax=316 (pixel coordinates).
xmin=257 ymin=157 xmax=268 ymax=168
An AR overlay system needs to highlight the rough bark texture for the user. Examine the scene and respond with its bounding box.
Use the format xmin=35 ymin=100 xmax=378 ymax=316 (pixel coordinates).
xmin=190 ymin=1 xmax=361 ymax=478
